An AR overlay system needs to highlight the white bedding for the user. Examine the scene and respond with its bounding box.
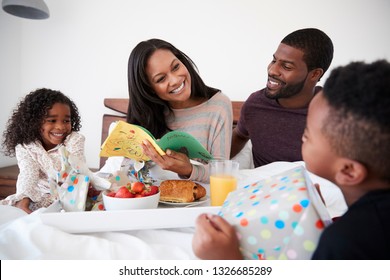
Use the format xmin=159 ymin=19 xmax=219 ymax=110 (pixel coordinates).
xmin=0 ymin=161 xmax=347 ymax=260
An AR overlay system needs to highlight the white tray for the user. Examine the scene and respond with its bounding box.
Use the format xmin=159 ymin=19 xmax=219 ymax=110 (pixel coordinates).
xmin=40 ymin=201 xmax=220 ymax=233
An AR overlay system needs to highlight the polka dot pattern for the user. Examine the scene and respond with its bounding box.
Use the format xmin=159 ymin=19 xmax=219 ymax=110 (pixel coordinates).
xmin=219 ymin=166 xmax=329 ymax=260
xmin=52 ymin=149 xmax=91 ymax=212
xmin=57 ymin=173 xmax=90 ymax=212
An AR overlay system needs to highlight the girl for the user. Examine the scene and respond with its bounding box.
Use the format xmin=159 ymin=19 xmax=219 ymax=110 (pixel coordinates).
xmin=125 ymin=39 xmax=233 ymax=183
xmin=1 ymin=88 xmax=85 ymax=213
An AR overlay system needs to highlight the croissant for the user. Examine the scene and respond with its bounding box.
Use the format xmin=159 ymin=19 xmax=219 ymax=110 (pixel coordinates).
xmin=159 ymin=180 xmax=206 ymax=203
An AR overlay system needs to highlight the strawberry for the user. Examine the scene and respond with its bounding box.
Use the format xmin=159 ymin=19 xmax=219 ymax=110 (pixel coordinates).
xmin=106 ymin=191 xmax=116 ymax=197
xmin=149 ymin=185 xmax=159 ymax=195
xmin=115 ymin=186 xmax=134 ymax=198
xmin=140 ymin=189 xmax=149 ymax=197
xmin=141 ymin=185 xmax=159 ymax=197
xmin=131 ymin=181 xmax=145 ymax=194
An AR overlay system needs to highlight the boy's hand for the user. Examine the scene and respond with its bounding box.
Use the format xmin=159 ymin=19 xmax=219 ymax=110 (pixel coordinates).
xmin=142 ymin=140 xmax=192 ymax=177
xmin=192 ymin=213 xmax=243 ymax=259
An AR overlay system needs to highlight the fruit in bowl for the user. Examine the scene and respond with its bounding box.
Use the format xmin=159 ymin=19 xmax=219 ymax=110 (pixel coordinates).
xmin=103 ymin=182 xmax=160 ymax=211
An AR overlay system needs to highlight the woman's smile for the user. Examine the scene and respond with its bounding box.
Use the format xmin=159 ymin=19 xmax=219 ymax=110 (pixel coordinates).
xmin=170 ymin=81 xmax=185 ymax=94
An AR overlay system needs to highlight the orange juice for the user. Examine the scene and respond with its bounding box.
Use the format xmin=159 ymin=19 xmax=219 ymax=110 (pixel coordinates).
xmin=210 ymin=175 xmax=237 ymax=206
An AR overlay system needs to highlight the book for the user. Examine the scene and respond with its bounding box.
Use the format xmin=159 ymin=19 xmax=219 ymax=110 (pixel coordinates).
xmin=99 ymin=120 xmax=213 ymax=162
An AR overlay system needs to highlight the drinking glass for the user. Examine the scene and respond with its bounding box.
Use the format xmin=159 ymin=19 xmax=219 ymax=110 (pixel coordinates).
xmin=209 ymin=160 xmax=239 ymax=206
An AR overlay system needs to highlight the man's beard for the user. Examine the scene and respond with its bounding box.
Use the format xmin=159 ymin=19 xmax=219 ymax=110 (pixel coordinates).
xmin=265 ymin=74 xmax=308 ymax=100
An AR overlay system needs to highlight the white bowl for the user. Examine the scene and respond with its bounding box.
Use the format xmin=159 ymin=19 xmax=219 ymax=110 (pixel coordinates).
xmin=102 ymin=191 xmax=160 ymax=211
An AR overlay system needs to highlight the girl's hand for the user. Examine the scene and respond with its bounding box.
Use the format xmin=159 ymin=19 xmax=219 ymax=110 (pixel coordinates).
xmin=142 ymin=140 xmax=193 ymax=177
xmin=192 ymin=213 xmax=243 ymax=260
xmin=15 ymin=197 xmax=32 ymax=214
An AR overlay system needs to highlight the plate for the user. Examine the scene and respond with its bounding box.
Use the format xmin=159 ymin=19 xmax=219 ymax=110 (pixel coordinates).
xmin=159 ymin=196 xmax=209 ymax=207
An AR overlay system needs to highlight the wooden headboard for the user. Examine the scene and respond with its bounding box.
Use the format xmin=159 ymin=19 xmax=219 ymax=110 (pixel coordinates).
xmin=100 ymin=98 xmax=244 ymax=168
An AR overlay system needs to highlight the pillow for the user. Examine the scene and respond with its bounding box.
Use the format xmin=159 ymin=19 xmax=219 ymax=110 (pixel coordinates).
xmin=231 ymin=141 xmax=254 ymax=170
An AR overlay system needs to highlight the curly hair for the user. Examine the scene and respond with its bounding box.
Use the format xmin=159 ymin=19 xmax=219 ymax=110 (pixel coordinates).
xmin=2 ymin=88 xmax=81 ymax=157
xmin=322 ymin=60 xmax=390 ymax=182
xmin=127 ymin=38 xmax=220 ymax=138
xmin=281 ymin=28 xmax=334 ymax=80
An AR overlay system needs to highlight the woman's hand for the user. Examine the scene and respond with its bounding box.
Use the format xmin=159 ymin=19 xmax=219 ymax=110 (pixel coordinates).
xmin=15 ymin=197 xmax=32 ymax=214
xmin=192 ymin=213 xmax=243 ymax=260
xmin=142 ymin=140 xmax=193 ymax=177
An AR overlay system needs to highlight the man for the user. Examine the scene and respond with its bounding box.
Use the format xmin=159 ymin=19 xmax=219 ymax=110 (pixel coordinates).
xmin=231 ymin=28 xmax=334 ymax=167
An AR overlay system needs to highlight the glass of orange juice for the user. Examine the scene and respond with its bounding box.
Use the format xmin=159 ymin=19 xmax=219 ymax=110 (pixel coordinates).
xmin=209 ymin=160 xmax=239 ymax=206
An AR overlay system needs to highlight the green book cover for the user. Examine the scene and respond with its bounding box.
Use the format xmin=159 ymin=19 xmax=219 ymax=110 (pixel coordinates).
xmin=100 ymin=121 xmax=213 ymax=162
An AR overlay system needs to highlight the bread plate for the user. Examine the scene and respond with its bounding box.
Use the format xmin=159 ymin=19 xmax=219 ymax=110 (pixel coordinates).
xmin=159 ymin=195 xmax=209 ymax=207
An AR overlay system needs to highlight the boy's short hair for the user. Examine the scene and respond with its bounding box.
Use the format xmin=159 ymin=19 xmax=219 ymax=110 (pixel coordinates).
xmin=322 ymin=60 xmax=390 ymax=182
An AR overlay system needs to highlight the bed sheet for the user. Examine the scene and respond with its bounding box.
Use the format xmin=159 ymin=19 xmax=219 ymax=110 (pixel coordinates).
xmin=0 ymin=205 xmax=196 ymax=259
xmin=0 ymin=161 xmax=347 ymax=260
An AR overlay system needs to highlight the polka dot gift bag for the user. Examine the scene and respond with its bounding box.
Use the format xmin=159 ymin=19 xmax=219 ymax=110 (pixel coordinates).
xmin=219 ymin=166 xmax=332 ymax=260
xmin=49 ymin=146 xmax=111 ymax=212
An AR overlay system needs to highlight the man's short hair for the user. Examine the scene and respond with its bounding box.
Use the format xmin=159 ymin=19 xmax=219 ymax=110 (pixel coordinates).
xmin=281 ymin=28 xmax=334 ymax=79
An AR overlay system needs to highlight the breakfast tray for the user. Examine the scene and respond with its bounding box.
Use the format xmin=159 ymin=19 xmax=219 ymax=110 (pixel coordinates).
xmin=39 ymin=201 xmax=219 ymax=233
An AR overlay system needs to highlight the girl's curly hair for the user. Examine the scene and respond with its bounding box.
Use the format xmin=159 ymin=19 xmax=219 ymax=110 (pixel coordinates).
xmin=2 ymin=88 xmax=81 ymax=157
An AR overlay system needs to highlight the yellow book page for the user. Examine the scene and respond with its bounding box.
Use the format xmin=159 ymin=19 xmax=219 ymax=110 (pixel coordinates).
xmin=99 ymin=121 xmax=165 ymax=161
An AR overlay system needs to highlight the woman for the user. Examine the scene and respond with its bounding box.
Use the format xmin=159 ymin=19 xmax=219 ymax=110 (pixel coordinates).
xmin=127 ymin=39 xmax=232 ymax=182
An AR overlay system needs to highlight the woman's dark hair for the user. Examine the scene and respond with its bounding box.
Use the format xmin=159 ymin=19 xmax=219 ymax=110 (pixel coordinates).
xmin=2 ymin=88 xmax=81 ymax=156
xmin=127 ymin=38 xmax=219 ymax=138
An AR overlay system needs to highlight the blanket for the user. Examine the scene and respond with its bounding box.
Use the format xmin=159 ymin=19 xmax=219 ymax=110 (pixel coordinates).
xmin=0 ymin=161 xmax=347 ymax=259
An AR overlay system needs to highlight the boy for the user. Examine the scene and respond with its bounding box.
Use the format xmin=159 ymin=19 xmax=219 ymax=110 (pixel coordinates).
xmin=193 ymin=60 xmax=390 ymax=259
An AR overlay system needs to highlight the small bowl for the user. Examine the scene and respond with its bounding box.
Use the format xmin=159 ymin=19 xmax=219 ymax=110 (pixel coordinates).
xmin=102 ymin=191 xmax=160 ymax=211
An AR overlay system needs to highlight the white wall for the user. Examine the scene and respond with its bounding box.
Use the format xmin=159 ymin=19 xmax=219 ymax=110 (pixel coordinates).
xmin=1 ymin=0 xmax=389 ymax=168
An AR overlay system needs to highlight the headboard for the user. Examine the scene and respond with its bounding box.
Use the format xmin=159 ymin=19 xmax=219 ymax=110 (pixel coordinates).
xmin=100 ymin=98 xmax=244 ymax=168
